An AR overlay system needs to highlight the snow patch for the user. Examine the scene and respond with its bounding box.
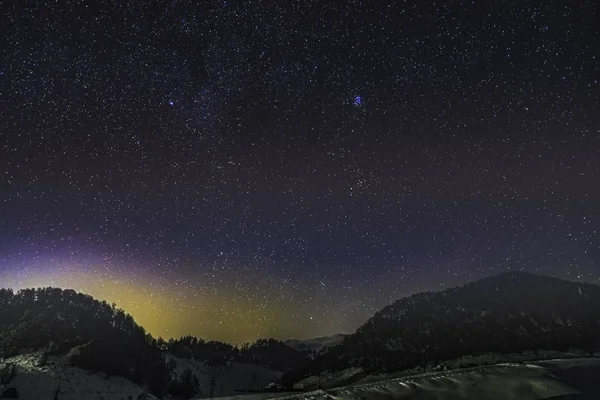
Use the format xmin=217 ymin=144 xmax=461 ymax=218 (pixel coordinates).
xmin=0 ymin=353 xmax=155 ymax=400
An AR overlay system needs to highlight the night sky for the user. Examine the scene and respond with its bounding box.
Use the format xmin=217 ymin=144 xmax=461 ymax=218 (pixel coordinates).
xmin=1 ymin=0 xmax=599 ymax=344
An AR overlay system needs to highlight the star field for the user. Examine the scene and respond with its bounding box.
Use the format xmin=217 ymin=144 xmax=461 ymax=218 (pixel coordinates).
xmin=1 ymin=0 xmax=599 ymax=344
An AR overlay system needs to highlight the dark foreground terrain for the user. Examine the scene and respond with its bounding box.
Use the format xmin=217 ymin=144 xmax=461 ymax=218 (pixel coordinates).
xmin=271 ymin=358 xmax=600 ymax=400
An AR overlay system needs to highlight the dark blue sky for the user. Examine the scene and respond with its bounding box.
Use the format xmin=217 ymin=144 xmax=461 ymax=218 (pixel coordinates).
xmin=1 ymin=0 xmax=599 ymax=343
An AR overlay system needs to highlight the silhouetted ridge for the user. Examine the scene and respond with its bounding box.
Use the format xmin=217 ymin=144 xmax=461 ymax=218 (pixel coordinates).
xmin=295 ymin=272 xmax=600 ymax=379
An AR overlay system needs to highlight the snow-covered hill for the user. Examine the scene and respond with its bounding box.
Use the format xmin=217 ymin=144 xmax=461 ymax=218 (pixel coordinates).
xmin=0 ymin=352 xmax=155 ymax=400
xmin=298 ymin=349 xmax=598 ymax=390
xmin=212 ymin=358 xmax=600 ymax=400
xmin=293 ymin=361 xmax=582 ymax=400
xmin=0 ymin=352 xmax=283 ymax=400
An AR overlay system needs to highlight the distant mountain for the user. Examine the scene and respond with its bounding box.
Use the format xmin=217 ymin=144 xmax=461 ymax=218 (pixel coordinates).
xmin=284 ymin=334 xmax=347 ymax=353
xmin=310 ymin=272 xmax=600 ymax=375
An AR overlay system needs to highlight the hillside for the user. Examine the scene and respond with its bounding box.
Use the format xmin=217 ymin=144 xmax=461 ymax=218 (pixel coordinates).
xmin=285 ymin=358 xmax=600 ymax=400
xmin=0 ymin=287 xmax=173 ymax=397
xmin=290 ymin=272 xmax=600 ymax=382
xmin=0 ymin=353 xmax=157 ymax=400
xmin=0 ymin=287 xmax=309 ymax=399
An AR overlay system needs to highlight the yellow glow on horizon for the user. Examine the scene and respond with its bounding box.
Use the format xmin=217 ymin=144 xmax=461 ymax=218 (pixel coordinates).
xmin=1 ymin=266 xmax=313 ymax=344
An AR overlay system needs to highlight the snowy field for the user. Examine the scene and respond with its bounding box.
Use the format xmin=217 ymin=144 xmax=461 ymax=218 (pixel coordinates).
xmin=295 ymin=350 xmax=598 ymax=391
xmin=0 ymin=353 xmax=155 ymax=400
xmin=0 ymin=352 xmax=280 ymax=400
xmin=3 ymin=352 xmax=600 ymax=400
xmin=202 ymin=358 xmax=600 ymax=400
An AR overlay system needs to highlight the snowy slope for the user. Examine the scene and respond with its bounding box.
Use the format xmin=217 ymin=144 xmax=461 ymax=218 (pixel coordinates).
xmin=293 ymin=364 xmax=576 ymax=400
xmin=297 ymin=349 xmax=597 ymax=391
xmin=0 ymin=352 xmax=155 ymax=400
xmin=0 ymin=352 xmax=282 ymax=400
xmin=250 ymin=358 xmax=600 ymax=400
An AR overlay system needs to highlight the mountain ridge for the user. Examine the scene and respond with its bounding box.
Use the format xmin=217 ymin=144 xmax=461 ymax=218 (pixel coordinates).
xmin=290 ymin=271 xmax=600 ymax=382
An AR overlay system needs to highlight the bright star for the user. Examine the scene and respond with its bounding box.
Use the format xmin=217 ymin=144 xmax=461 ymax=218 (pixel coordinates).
xmin=354 ymin=95 xmax=362 ymax=107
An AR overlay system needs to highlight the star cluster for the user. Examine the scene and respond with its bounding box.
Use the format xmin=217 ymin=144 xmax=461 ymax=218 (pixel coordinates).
xmin=1 ymin=0 xmax=599 ymax=343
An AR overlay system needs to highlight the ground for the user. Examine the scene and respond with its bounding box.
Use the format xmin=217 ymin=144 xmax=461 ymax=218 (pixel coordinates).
xmin=3 ymin=352 xmax=600 ymax=400
xmin=172 ymin=357 xmax=282 ymax=397
xmin=0 ymin=353 xmax=154 ymax=400
xmin=200 ymin=357 xmax=600 ymax=400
